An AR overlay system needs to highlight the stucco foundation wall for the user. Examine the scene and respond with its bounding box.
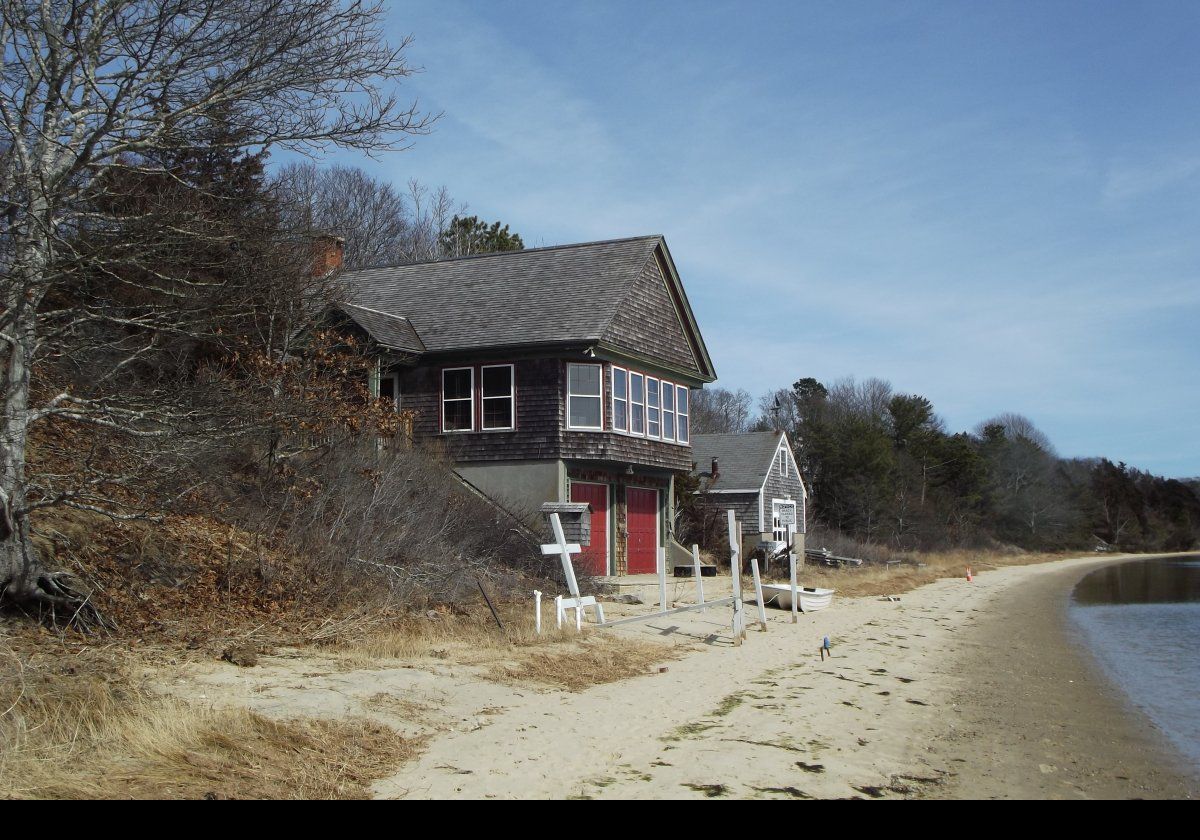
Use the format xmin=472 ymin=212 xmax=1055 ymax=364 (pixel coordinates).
xmin=454 ymin=460 xmax=564 ymax=520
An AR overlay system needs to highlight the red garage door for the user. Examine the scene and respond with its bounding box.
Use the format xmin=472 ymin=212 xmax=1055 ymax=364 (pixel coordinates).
xmin=569 ymin=482 xmax=609 ymax=576
xmin=626 ymin=487 xmax=659 ymax=575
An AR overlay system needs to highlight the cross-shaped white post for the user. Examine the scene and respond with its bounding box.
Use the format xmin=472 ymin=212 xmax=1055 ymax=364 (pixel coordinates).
xmin=541 ymin=512 xmax=605 ymax=628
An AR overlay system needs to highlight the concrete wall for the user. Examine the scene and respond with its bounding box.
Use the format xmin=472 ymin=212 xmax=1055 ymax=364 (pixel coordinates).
xmin=454 ymin=459 xmax=565 ymax=519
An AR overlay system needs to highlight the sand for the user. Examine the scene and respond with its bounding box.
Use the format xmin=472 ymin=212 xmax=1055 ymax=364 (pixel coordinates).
xmin=174 ymin=555 xmax=1199 ymax=799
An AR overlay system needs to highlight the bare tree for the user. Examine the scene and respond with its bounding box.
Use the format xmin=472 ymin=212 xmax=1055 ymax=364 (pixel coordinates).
xmin=690 ymin=387 xmax=754 ymax=434
xmin=975 ymin=412 xmax=1056 ymax=455
xmin=275 ymin=163 xmax=463 ymax=268
xmin=0 ymin=0 xmax=433 ymax=616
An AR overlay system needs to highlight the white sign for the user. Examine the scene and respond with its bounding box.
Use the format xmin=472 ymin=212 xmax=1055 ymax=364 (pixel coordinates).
xmin=777 ymin=505 xmax=797 ymax=526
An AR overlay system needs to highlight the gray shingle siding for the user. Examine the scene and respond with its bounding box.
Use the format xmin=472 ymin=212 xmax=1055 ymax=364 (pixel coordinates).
xmin=762 ymin=449 xmax=806 ymax=534
xmin=601 ymin=252 xmax=701 ymax=375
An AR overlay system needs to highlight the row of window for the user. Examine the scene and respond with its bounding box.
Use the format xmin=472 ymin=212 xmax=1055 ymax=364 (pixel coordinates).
xmin=427 ymin=362 xmax=690 ymax=443
xmin=583 ymin=364 xmax=696 ymax=448
xmin=441 ymin=364 xmax=515 ymax=432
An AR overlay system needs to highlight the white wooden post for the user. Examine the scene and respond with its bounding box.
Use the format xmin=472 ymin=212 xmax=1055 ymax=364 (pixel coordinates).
xmin=549 ymin=513 xmax=581 ymax=598
xmin=534 ymin=589 xmax=542 ymax=635
xmin=750 ymin=556 xmax=768 ymax=632
xmin=555 ymin=595 xmax=563 ymax=630
xmin=576 ymin=601 xmax=583 ymax=632
xmin=728 ymin=510 xmax=745 ymax=645
xmin=658 ymin=547 xmax=669 ymax=613
xmin=691 ymin=543 xmax=705 ymax=609
xmin=788 ymin=523 xmax=799 ymax=624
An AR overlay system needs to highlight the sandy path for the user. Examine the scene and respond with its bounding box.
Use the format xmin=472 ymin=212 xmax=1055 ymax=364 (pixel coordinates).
xmin=373 ymin=568 xmax=999 ymax=799
xmin=174 ymin=556 xmax=1199 ymax=799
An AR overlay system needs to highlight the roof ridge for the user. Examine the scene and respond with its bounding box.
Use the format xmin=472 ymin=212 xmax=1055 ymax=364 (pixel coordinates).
xmin=342 ymin=234 xmax=664 ymax=274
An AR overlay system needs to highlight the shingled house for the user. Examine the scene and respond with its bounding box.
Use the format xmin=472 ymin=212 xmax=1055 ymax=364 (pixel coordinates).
xmin=690 ymin=431 xmax=808 ymax=556
xmin=329 ymin=235 xmax=717 ymax=577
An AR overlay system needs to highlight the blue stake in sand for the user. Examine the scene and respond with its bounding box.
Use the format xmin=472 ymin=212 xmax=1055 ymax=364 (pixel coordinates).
xmin=820 ymin=635 xmax=832 ymax=660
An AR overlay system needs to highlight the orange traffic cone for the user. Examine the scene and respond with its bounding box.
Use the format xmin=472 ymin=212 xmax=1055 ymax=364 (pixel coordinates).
xmin=966 ymin=566 xmax=974 ymax=583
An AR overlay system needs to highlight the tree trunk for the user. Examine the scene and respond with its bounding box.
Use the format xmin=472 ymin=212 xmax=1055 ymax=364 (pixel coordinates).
xmin=0 ymin=210 xmax=102 ymax=627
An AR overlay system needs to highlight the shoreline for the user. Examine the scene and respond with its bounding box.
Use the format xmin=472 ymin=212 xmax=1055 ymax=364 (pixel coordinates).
xmin=932 ymin=555 xmax=1198 ymax=799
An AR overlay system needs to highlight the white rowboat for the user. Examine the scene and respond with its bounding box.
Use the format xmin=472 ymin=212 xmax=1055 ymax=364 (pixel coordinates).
xmin=758 ymin=584 xmax=835 ymax=613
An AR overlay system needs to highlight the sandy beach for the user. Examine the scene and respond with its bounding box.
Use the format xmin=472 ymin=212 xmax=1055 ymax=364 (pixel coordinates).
xmin=176 ymin=555 xmax=1199 ymax=799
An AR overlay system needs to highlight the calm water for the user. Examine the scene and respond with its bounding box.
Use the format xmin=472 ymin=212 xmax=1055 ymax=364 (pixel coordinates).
xmin=1070 ymin=556 xmax=1200 ymax=769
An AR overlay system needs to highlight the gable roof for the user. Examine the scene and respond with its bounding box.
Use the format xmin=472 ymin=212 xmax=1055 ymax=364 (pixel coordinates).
xmin=690 ymin=431 xmax=790 ymax=493
xmin=335 ymin=303 xmax=426 ymax=354
xmin=336 ymin=235 xmax=716 ymax=381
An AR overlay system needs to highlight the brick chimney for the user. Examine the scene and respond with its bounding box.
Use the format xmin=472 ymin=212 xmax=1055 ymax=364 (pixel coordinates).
xmin=312 ymin=234 xmax=345 ymax=276
xmin=711 ymin=458 xmax=720 ymax=481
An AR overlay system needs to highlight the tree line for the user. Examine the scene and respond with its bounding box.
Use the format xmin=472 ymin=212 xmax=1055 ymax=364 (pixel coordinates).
xmin=692 ymin=379 xmax=1200 ymax=552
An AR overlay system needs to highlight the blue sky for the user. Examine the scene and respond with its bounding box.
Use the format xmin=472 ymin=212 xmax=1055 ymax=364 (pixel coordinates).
xmin=309 ymin=1 xmax=1200 ymax=477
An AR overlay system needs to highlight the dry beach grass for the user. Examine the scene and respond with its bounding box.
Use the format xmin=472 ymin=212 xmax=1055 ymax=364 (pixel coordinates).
xmin=0 ymin=640 xmax=417 ymax=799
xmin=0 ymin=603 xmax=673 ymax=798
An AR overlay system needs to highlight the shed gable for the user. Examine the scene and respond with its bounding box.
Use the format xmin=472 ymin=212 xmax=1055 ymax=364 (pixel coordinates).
xmin=601 ymin=249 xmax=702 ymax=377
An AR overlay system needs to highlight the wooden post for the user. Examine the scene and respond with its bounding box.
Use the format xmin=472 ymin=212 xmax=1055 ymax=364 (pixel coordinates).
xmin=728 ymin=510 xmax=745 ymax=645
xmin=555 ymin=595 xmax=563 ymax=630
xmin=692 ymin=544 xmax=705 ymax=609
xmin=750 ymin=556 xmax=768 ymax=632
xmin=788 ymin=523 xmax=799 ymax=624
xmin=534 ymin=589 xmax=542 ymax=635
xmin=550 ymin=513 xmax=581 ymax=598
xmin=658 ymin=547 xmax=669 ymax=613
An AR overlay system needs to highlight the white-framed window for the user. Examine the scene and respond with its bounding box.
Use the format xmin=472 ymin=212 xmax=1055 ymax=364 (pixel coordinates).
xmin=567 ymin=363 xmax=603 ymax=430
xmin=676 ymin=385 xmax=689 ymax=444
xmin=442 ymin=367 xmax=474 ymax=432
xmin=646 ymin=376 xmax=661 ymax=438
xmin=481 ymin=364 xmax=515 ymax=430
xmin=661 ymin=379 xmax=675 ymax=441
xmin=611 ymin=367 xmax=629 ymax=433
xmin=780 ymin=449 xmax=789 ymax=477
xmin=630 ymin=372 xmax=645 ymax=435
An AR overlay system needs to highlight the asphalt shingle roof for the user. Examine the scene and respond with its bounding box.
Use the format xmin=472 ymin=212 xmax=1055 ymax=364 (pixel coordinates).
xmin=690 ymin=431 xmax=785 ymax=492
xmin=336 ymin=303 xmax=426 ymax=353
xmin=337 ymin=236 xmax=663 ymax=353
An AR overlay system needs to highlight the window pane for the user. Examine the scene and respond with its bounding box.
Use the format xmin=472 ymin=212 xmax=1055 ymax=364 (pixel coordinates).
xmin=677 ymin=386 xmax=688 ymax=416
xmin=444 ymin=400 xmax=472 ymax=431
xmin=483 ymin=399 xmax=512 ymax=429
xmin=678 ymin=414 xmax=689 ymax=443
xmin=613 ymin=399 xmax=627 ymax=431
xmin=568 ymin=364 xmax=601 ymax=396
xmin=482 ymin=366 xmax=512 ymax=398
xmin=380 ymin=376 xmax=396 ymax=402
xmin=613 ymin=368 xmax=627 ymax=399
xmin=570 ymin=395 xmax=602 ymax=428
xmin=631 ymin=373 xmax=644 ymax=403
xmin=647 ymin=380 xmax=659 ymax=408
xmin=443 ymin=369 xmax=472 ymax=400
xmin=663 ymin=407 xmax=675 ymax=440
xmin=662 ymin=382 xmax=674 ymax=412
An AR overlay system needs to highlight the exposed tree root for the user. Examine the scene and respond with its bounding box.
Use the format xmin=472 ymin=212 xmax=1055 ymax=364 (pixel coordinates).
xmin=1 ymin=541 xmax=111 ymax=633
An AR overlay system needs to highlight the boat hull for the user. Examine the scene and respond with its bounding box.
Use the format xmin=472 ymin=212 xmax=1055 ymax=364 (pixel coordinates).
xmin=759 ymin=584 xmax=835 ymax=613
